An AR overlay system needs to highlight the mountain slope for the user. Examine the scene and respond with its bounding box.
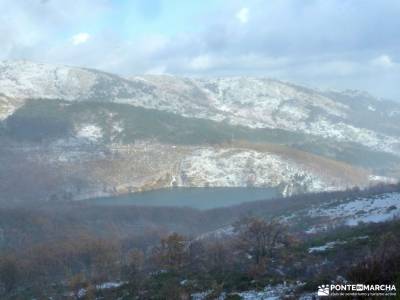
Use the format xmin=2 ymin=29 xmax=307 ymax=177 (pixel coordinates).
xmin=1 ymin=60 xmax=400 ymax=155
xmin=0 ymin=60 xmax=399 ymax=203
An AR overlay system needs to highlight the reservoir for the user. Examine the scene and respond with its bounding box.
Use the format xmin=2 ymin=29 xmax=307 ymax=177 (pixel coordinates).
xmin=87 ymin=187 xmax=279 ymax=210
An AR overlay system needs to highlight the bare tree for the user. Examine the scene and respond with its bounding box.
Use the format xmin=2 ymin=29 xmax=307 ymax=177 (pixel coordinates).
xmin=152 ymin=233 xmax=187 ymax=271
xmin=234 ymin=216 xmax=288 ymax=265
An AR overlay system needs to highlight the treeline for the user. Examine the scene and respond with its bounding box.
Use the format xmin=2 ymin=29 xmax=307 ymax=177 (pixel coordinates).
xmin=2 ymin=216 xmax=400 ymax=299
xmin=0 ymin=217 xmax=300 ymax=299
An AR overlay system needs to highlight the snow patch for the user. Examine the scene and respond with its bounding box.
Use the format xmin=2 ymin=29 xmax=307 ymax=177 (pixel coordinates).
xmin=308 ymin=192 xmax=400 ymax=227
xmin=308 ymin=241 xmax=347 ymax=253
xmin=76 ymin=124 xmax=103 ymax=142
xmin=180 ymin=147 xmax=342 ymax=195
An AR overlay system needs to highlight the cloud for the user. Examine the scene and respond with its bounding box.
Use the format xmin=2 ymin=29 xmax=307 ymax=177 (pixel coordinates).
xmin=71 ymin=33 xmax=90 ymax=45
xmin=145 ymin=65 xmax=167 ymax=75
xmin=371 ymin=54 xmax=395 ymax=68
xmin=235 ymin=7 xmax=249 ymax=24
xmin=189 ymin=55 xmax=214 ymax=70
xmin=1 ymin=0 xmax=400 ymax=99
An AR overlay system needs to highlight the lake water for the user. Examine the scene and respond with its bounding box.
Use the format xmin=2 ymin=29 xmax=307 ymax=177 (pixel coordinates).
xmin=87 ymin=187 xmax=279 ymax=210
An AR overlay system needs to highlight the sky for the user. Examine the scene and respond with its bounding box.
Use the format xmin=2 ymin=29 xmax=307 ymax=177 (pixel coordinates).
xmin=1 ymin=0 xmax=400 ymax=100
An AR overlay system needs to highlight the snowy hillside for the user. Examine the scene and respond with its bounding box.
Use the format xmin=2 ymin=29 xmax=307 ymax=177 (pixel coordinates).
xmin=198 ymin=190 xmax=400 ymax=242
xmin=180 ymin=147 xmax=352 ymax=196
xmin=279 ymin=191 xmax=400 ymax=234
xmin=1 ymin=60 xmax=400 ymax=155
xmin=0 ymin=60 xmax=399 ymax=202
xmin=2 ymin=140 xmax=373 ymax=202
xmin=308 ymin=192 xmax=400 ymax=228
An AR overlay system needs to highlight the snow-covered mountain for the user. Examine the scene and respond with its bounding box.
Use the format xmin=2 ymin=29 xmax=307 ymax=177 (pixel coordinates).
xmin=1 ymin=60 xmax=400 ymax=154
xmin=0 ymin=60 xmax=399 ymax=202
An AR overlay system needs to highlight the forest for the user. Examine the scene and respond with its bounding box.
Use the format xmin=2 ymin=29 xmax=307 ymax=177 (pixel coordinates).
xmin=1 ymin=183 xmax=399 ymax=299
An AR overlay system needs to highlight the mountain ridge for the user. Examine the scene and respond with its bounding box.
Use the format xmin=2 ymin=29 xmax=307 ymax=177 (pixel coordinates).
xmin=1 ymin=60 xmax=399 ymax=154
xmin=0 ymin=60 xmax=399 ymax=203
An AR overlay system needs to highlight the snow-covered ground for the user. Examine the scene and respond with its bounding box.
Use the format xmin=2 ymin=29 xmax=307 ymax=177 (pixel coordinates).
xmin=72 ymin=281 xmax=125 ymax=299
xmin=308 ymin=236 xmax=369 ymax=253
xmin=236 ymin=283 xmax=299 ymax=300
xmin=0 ymin=60 xmax=98 ymax=100
xmin=308 ymin=192 xmax=400 ymax=228
xmin=308 ymin=241 xmax=347 ymax=253
xmin=180 ymin=147 xmax=340 ymax=195
xmin=196 ymin=225 xmax=235 ymax=241
xmin=191 ymin=282 xmax=314 ymax=300
xmin=76 ymin=124 xmax=103 ymax=142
